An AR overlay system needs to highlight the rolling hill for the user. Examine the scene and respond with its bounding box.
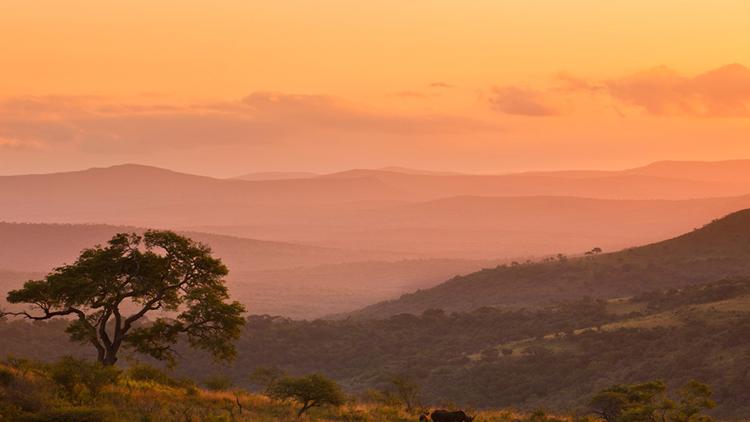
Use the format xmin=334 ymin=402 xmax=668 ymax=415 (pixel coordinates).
xmin=0 ymin=222 xmax=503 ymax=318
xmin=3 ymin=160 xmax=750 ymax=259
xmin=0 ymin=222 xmax=405 ymax=273
xmin=624 ymin=159 xmax=750 ymax=183
xmin=349 ymin=209 xmax=750 ymax=318
xmin=319 ymin=167 xmax=750 ymax=200
xmin=232 ymin=171 xmax=319 ymax=181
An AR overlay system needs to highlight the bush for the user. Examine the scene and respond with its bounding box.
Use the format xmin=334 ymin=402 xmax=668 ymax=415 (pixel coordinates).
xmin=127 ymin=363 xmax=182 ymax=387
xmin=18 ymin=406 xmax=108 ymax=422
xmin=48 ymin=357 xmax=120 ymax=402
xmin=248 ymin=366 xmax=284 ymax=393
xmin=203 ymin=376 xmax=234 ymax=391
xmin=269 ymin=373 xmax=345 ymax=417
xmin=0 ymin=366 xmax=15 ymax=386
xmin=5 ymin=356 xmax=38 ymax=377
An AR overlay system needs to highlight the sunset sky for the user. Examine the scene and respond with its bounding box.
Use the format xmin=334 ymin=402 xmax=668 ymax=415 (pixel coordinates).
xmin=1 ymin=0 xmax=749 ymax=176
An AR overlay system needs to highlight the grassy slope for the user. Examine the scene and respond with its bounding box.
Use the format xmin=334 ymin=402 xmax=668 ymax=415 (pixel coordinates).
xmin=429 ymin=279 xmax=750 ymax=416
xmin=0 ymin=364 xmax=541 ymax=422
xmin=351 ymin=209 xmax=750 ymax=318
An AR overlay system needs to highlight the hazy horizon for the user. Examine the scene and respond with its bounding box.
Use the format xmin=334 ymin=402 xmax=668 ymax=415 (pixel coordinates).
xmin=3 ymin=158 xmax=750 ymax=179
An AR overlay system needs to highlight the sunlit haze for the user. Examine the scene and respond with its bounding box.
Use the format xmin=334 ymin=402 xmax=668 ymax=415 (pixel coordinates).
xmin=3 ymin=3 xmax=750 ymax=418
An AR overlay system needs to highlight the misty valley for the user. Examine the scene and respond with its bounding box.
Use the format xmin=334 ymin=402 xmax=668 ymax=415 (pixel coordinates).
xmin=0 ymin=162 xmax=749 ymax=421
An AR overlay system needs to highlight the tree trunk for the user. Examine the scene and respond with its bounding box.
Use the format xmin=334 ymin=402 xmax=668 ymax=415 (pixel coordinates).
xmin=101 ymin=347 xmax=119 ymax=366
xmin=297 ymin=402 xmax=313 ymax=417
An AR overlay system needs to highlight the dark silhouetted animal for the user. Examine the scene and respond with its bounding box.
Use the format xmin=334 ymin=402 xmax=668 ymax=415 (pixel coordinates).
xmin=430 ymin=409 xmax=475 ymax=422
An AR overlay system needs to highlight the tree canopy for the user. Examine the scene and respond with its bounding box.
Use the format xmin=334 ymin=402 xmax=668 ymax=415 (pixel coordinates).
xmin=269 ymin=373 xmax=345 ymax=417
xmin=3 ymin=230 xmax=245 ymax=366
xmin=590 ymin=380 xmax=715 ymax=422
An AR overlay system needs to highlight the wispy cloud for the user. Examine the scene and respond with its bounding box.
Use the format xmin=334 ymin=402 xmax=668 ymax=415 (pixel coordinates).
xmin=0 ymin=93 xmax=496 ymax=153
xmin=0 ymin=137 xmax=44 ymax=150
xmin=488 ymin=86 xmax=560 ymax=116
xmin=559 ymin=64 xmax=750 ymax=117
xmin=486 ymin=64 xmax=750 ymax=118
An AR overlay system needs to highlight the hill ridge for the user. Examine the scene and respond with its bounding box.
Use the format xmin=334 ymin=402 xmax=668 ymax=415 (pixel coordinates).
xmin=348 ymin=209 xmax=750 ymax=318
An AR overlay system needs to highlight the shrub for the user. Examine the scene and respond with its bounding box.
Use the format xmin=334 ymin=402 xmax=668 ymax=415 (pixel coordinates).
xmin=18 ymin=406 xmax=108 ymax=422
xmin=0 ymin=366 xmax=15 ymax=386
xmin=249 ymin=366 xmax=284 ymax=393
xmin=48 ymin=357 xmax=120 ymax=402
xmin=5 ymin=356 xmax=38 ymax=377
xmin=203 ymin=376 xmax=234 ymax=391
xmin=127 ymin=363 xmax=183 ymax=387
xmin=269 ymin=373 xmax=345 ymax=417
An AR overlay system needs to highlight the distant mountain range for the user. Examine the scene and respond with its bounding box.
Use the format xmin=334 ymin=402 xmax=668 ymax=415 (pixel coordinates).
xmin=232 ymin=167 xmax=460 ymax=180
xmin=233 ymin=171 xmax=319 ymax=181
xmin=3 ymin=160 xmax=750 ymax=259
xmin=3 ymin=160 xmax=750 ymax=318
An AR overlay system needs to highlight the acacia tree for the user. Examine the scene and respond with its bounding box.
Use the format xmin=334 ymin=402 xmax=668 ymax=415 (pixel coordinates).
xmin=388 ymin=374 xmax=421 ymax=412
xmin=3 ymin=231 xmax=246 ymax=366
xmin=590 ymin=380 xmax=715 ymax=422
xmin=269 ymin=374 xmax=345 ymax=417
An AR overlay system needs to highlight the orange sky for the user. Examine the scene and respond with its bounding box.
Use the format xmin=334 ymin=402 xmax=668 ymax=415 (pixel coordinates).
xmin=1 ymin=0 xmax=749 ymax=176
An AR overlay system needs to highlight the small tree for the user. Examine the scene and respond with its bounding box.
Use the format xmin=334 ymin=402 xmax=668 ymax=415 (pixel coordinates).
xmin=249 ymin=366 xmax=285 ymax=393
xmin=269 ymin=374 xmax=345 ymax=417
xmin=590 ymin=381 xmax=669 ymax=422
xmin=590 ymin=380 xmax=715 ymax=422
xmin=585 ymin=247 xmax=603 ymax=256
xmin=670 ymin=381 xmax=715 ymax=422
xmin=389 ymin=374 xmax=421 ymax=412
xmin=3 ymin=231 xmax=245 ymax=366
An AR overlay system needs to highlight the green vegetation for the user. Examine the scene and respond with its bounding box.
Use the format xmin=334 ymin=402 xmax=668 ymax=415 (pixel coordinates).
xmin=47 ymin=357 xmax=120 ymax=403
xmin=1 ymin=355 xmax=717 ymax=421
xmin=0 ymin=356 xmax=567 ymax=421
xmin=2 ymin=278 xmax=748 ymax=417
xmin=590 ymin=380 xmax=715 ymax=422
xmin=3 ymin=231 xmax=245 ymax=366
xmin=268 ymin=374 xmax=345 ymax=417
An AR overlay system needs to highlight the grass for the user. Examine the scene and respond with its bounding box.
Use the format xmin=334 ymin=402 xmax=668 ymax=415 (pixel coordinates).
xmin=467 ymin=291 xmax=750 ymax=364
xmin=0 ymin=362 xmax=572 ymax=422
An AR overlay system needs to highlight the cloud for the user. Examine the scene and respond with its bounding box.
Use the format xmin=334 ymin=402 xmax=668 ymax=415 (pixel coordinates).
xmin=562 ymin=64 xmax=750 ymax=117
xmin=0 ymin=137 xmax=43 ymax=150
xmin=428 ymin=82 xmax=453 ymax=89
xmin=488 ymin=86 xmax=560 ymax=116
xmin=0 ymin=93 xmax=496 ymax=153
xmin=555 ymin=72 xmax=602 ymax=93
